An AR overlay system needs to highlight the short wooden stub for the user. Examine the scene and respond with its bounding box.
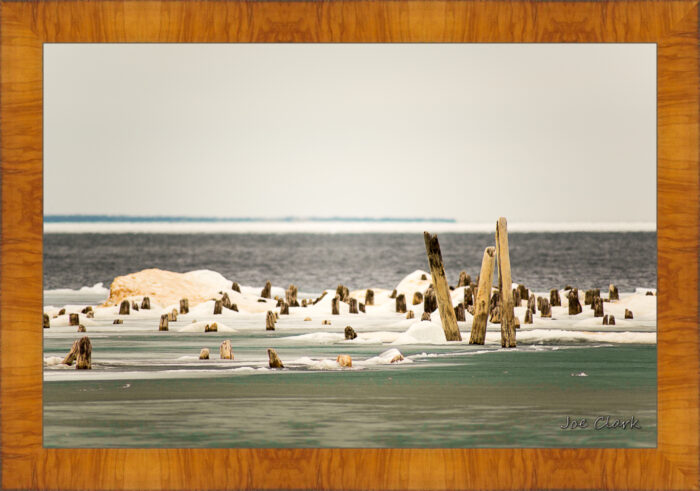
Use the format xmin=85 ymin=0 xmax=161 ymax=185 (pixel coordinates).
xmin=261 ymin=281 xmax=272 ymax=299
xmin=412 ymin=291 xmax=423 ymax=305
xmin=286 ymin=285 xmax=299 ymax=306
xmin=495 ymin=218 xmax=516 ymax=348
xmin=76 ymin=336 xmax=92 ymax=370
xmin=221 ymin=293 xmax=232 ymax=309
xmin=540 ymin=298 xmax=552 ymax=318
xmin=609 ymin=284 xmax=619 ymax=301
xmin=389 ymin=289 xmax=398 ymax=299
xmin=625 ymin=309 xmax=634 ymax=319
xmin=513 ymin=288 xmax=521 ymax=307
xmin=267 ymin=348 xmax=284 ymax=368
xmin=205 ymin=323 xmax=218 ymax=332
xmin=280 ymin=301 xmax=290 ymax=315
xmin=344 ymin=326 xmax=357 ymax=340
xmin=584 ymin=289 xmax=594 ymax=306
xmin=199 ymin=348 xmax=209 ymax=360
xmin=593 ymin=297 xmax=604 ymax=317
xmin=464 ymin=287 xmax=474 ymax=307
xmin=469 ymin=246 xmax=496 ymax=345
xmin=62 ymin=340 xmax=79 ymax=365
xmin=457 ymin=271 xmax=471 ymax=288
xmin=131 ymin=301 xmax=139 ymax=311
xmin=113 ymin=319 xmax=123 ymax=325
xmin=489 ymin=305 xmax=502 ymax=324
xmin=365 ymin=289 xmax=375 ymax=306
xmin=43 ymin=313 xmax=50 ymax=329
xmin=528 ymin=294 xmax=536 ymax=314
xmin=58 ymin=308 xmax=66 ymax=316
xmin=231 ymin=282 xmax=241 ymax=293
xmin=406 ymin=310 xmax=415 ymax=319
xmin=168 ymin=309 xmax=178 ymax=322
xmin=180 ymin=298 xmax=189 ymax=314
xmin=568 ymin=289 xmax=583 ymax=315
xmin=220 ymin=340 xmax=233 ymax=360
xmin=119 ymin=300 xmax=130 ymax=315
xmin=423 ymin=287 xmax=437 ymax=313
xmin=517 ymin=284 xmax=529 ymax=303
xmin=423 ymin=232 xmax=462 ymax=342
xmin=86 ymin=311 xmax=94 ymax=319
xmin=336 ymin=285 xmax=349 ymax=302
xmin=550 ymin=289 xmax=562 ymax=307
xmin=140 ymin=297 xmax=151 ymax=309
xmin=524 ymin=309 xmax=533 ymax=324
xmin=348 ymin=298 xmax=358 ymax=314
xmin=336 ymin=355 xmax=352 ymax=367
xmin=159 ymin=314 xmax=169 ymax=331
xmin=213 ymin=300 xmax=223 ymax=315
xmin=266 ymin=311 xmax=276 ymax=330
xmin=395 ymin=294 xmax=407 ymax=314
xmin=81 ymin=306 xmax=93 ymax=314
xmin=455 ymin=303 xmax=466 ymax=322
xmin=421 ymin=312 xmax=431 ymax=321
xmin=331 ymin=296 xmax=340 ymax=315
xmin=69 ymin=313 xmax=80 ymax=326
xmin=77 ymin=324 xmax=86 ymax=333
xmin=537 ymin=296 xmax=544 ymax=312
xmin=359 ymin=303 xmax=366 ymax=313
xmin=608 ymin=315 xmax=616 ymax=325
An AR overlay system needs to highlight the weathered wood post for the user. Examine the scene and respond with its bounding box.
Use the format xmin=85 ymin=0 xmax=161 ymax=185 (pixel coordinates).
xmin=280 ymin=301 xmax=289 ymax=315
xmin=231 ymin=282 xmax=241 ymax=292
xmin=180 ymin=298 xmax=189 ymax=314
xmin=336 ymin=355 xmax=352 ymax=367
xmin=331 ymin=296 xmax=340 ymax=315
xmin=359 ymin=303 xmax=366 ymax=313
xmin=267 ymin=348 xmax=284 ymax=368
xmin=213 ymin=300 xmax=223 ymax=315
xmin=540 ymin=298 xmax=552 ymax=318
xmin=389 ymin=289 xmax=398 ymax=299
xmin=406 ymin=310 xmax=415 ymax=319
xmin=550 ymin=289 xmax=561 ymax=306
xmin=365 ymin=289 xmax=375 ymax=306
xmin=199 ymin=348 xmax=210 ymax=360
xmin=345 ymin=326 xmax=357 ymax=340
xmin=336 ymin=285 xmax=349 ymax=302
xmin=119 ymin=300 xmax=130 ymax=315
xmin=421 ymin=312 xmax=431 ymax=321
xmin=140 ymin=297 xmax=151 ymax=309
xmin=609 ymin=284 xmax=619 ymax=301
xmin=221 ymin=293 xmax=232 ymax=310
xmin=423 ymin=232 xmax=462 ymax=341
xmin=423 ymin=287 xmax=437 ymax=313
xmin=348 ymin=298 xmax=359 ymax=314
xmin=495 ymin=218 xmax=516 ymax=348
xmin=412 ymin=291 xmax=423 ymax=305
xmin=76 ymin=336 xmax=92 ymax=370
xmin=266 ymin=311 xmax=276 ymax=330
xmin=159 ymin=314 xmax=169 ymax=331
xmin=593 ymin=297 xmax=604 ymax=317
xmin=513 ymin=288 xmax=521 ymax=307
xmin=524 ymin=309 xmax=533 ymax=324
xmin=220 ymin=340 xmax=233 ymax=360
xmin=261 ymin=281 xmax=272 ymax=299
xmin=69 ymin=313 xmax=80 ymax=326
xmin=286 ymin=285 xmax=299 ymax=307
xmin=568 ymin=288 xmax=583 ymax=315
xmin=77 ymin=324 xmax=87 ymax=333
xmin=464 ymin=287 xmax=474 ymax=307
xmin=516 ymin=284 xmax=529 ymax=303
xmin=395 ymin=294 xmax=407 ymax=314
xmin=528 ymin=294 xmax=536 ymax=314
xmin=469 ymin=246 xmax=496 ymax=345
xmin=457 ymin=271 xmax=471 ymax=288
xmin=131 ymin=301 xmax=139 ymax=311
xmin=455 ymin=303 xmax=466 ymax=322
xmin=43 ymin=313 xmax=50 ymax=329
xmin=62 ymin=340 xmax=79 ymax=365
xmin=625 ymin=309 xmax=634 ymax=319
xmin=584 ymin=289 xmax=594 ymax=306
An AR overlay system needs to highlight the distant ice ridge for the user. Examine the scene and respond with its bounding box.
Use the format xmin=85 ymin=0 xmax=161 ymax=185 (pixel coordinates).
xmin=43 ymin=220 xmax=656 ymax=234
xmin=45 ymin=283 xmax=109 ymax=295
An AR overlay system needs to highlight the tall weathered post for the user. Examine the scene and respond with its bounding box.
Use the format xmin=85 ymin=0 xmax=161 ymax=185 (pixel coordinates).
xmin=423 ymin=232 xmax=462 ymax=341
xmin=469 ymin=247 xmax=496 ymax=344
xmin=495 ymin=217 xmax=517 ymax=348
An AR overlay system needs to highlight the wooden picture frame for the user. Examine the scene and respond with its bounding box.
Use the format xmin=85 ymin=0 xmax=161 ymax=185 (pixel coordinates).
xmin=1 ymin=1 xmax=698 ymax=489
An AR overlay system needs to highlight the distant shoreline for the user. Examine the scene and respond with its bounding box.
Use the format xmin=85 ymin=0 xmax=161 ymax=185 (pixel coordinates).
xmin=43 ymin=220 xmax=657 ymax=234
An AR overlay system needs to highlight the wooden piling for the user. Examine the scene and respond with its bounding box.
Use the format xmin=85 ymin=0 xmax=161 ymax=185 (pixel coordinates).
xmin=469 ymin=246 xmax=496 ymax=345
xmin=349 ymin=298 xmax=359 ymax=314
xmin=540 ymin=298 xmax=552 ymax=318
xmin=159 ymin=314 xmax=169 ymax=331
xmin=62 ymin=340 xmax=79 ymax=366
xmin=412 ymin=291 xmax=424 ymax=305
xmin=464 ymin=287 xmax=474 ymax=307
xmin=141 ymin=297 xmax=151 ymax=309
xmin=550 ymin=289 xmax=561 ymax=306
xmin=365 ymin=289 xmax=375 ymax=306
xmin=180 ymin=298 xmax=189 ymax=314
xmin=524 ymin=309 xmax=533 ymax=324
xmin=455 ymin=303 xmax=466 ymax=322
xmin=528 ymin=294 xmax=536 ymax=314
xmin=423 ymin=232 xmax=462 ymax=342
xmin=214 ymin=300 xmax=223 ymax=315
xmin=516 ymin=284 xmax=529 ymax=303
xmin=421 ymin=312 xmax=431 ymax=321
xmin=423 ymin=287 xmax=437 ymax=313
xmin=359 ymin=303 xmax=366 ymax=313
xmin=406 ymin=310 xmax=415 ymax=319
xmin=77 ymin=324 xmax=86 ymax=333
xmin=280 ymin=301 xmax=289 ymax=315
xmin=220 ymin=340 xmax=233 ymax=360
xmin=593 ymin=297 xmax=604 ymax=317
xmin=286 ymin=285 xmax=299 ymax=307
xmin=584 ymin=289 xmax=594 ymax=306
xmin=568 ymin=289 xmax=583 ymax=315
xmin=609 ymin=284 xmax=619 ymax=301
xmin=199 ymin=348 xmax=209 ymax=360
xmin=395 ymin=294 xmax=407 ymax=314
xmin=344 ymin=326 xmax=357 ymax=340
xmin=76 ymin=337 xmax=92 ymax=370
xmin=69 ymin=313 xmax=80 ymax=326
xmin=43 ymin=313 xmax=50 ymax=329
xmin=457 ymin=271 xmax=471 ymax=288
xmin=221 ymin=293 xmax=232 ymax=309
xmin=119 ymin=300 xmax=130 ymax=315
xmin=168 ymin=309 xmax=178 ymax=322
xmin=231 ymin=282 xmax=241 ymax=293
xmin=261 ymin=281 xmax=272 ymax=299
xmin=513 ymin=288 xmax=521 ymax=307
xmin=205 ymin=323 xmax=218 ymax=332
xmin=331 ymin=296 xmax=340 ymax=315
xmin=267 ymin=348 xmax=284 ymax=368
xmin=625 ymin=309 xmax=633 ymax=319
xmin=131 ymin=301 xmax=139 ymax=311
xmin=336 ymin=285 xmax=349 ymax=302
xmin=266 ymin=311 xmax=276 ymax=330
xmin=389 ymin=289 xmax=398 ymax=299
xmin=495 ymin=218 xmax=516 ymax=348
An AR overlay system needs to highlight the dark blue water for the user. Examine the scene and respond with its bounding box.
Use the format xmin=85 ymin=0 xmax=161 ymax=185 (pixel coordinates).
xmin=44 ymin=232 xmax=656 ymax=292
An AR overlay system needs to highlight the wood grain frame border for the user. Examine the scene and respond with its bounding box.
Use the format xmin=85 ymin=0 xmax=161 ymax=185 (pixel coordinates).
xmin=1 ymin=1 xmax=698 ymax=489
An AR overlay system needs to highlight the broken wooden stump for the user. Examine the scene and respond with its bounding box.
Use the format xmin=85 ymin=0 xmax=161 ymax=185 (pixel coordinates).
xmin=390 ymin=353 xmax=405 ymax=363
xmin=513 ymin=288 xmax=521 ymax=307
xmin=205 ymin=323 xmax=218 ymax=332
xmin=537 ymin=296 xmax=544 ymax=312
xmin=213 ymin=300 xmax=223 ymax=315
xmin=365 ymin=289 xmax=375 ymax=306
xmin=313 ymin=291 xmax=327 ymax=305
xmin=58 ymin=308 xmax=66 ymax=316
xmin=336 ymin=355 xmax=352 ymax=367
xmin=322 ymin=320 xmax=331 ymax=325
xmin=421 ymin=312 xmax=431 ymax=321
xmin=266 ymin=311 xmax=276 ymax=330
xmin=336 ymin=285 xmax=349 ymax=302
xmin=455 ymin=303 xmax=466 ymax=322
xmin=280 ymin=301 xmax=289 ymax=315
xmin=423 ymin=287 xmax=437 ymax=313
xmin=489 ymin=305 xmax=501 ymax=324
xmin=69 ymin=313 xmax=80 ymax=326
xmin=464 ymin=287 xmax=474 ymax=307
xmin=86 ymin=311 xmax=94 ymax=318
xmin=285 ymin=284 xmax=299 ymax=307
xmin=261 ymin=281 xmax=272 ymax=299
xmin=514 ymin=316 xmax=520 ymax=329
xmin=113 ymin=319 xmax=123 ymax=325
xmin=593 ymin=297 xmax=604 ymax=317
xmin=180 ymin=298 xmax=189 ymax=314
xmin=406 ymin=310 xmax=415 ymax=319
xmin=516 ymin=284 xmax=529 ymax=303
xmin=389 ymin=289 xmax=398 ymax=299
xmin=131 ymin=301 xmax=139 ymax=311
xmin=345 ymin=326 xmax=357 ymax=340
xmin=76 ymin=337 xmax=92 ymax=369
xmin=349 ymin=298 xmax=359 ymax=314
xmin=421 ymin=273 xmax=428 ymax=280
xmin=395 ymin=294 xmax=407 ymax=314
xmin=540 ymin=298 xmax=552 ymax=318
xmin=159 ymin=314 xmax=169 ymax=331
xmin=412 ymin=291 xmax=423 ymax=305
xmin=527 ymin=294 xmax=536 ymax=314
xmin=584 ymin=289 xmax=594 ymax=306
xmin=423 ymin=232 xmax=462 ymax=342
xmin=168 ymin=309 xmax=178 ymax=322
xmin=221 ymin=292 xmax=232 ymax=309
xmin=608 ymin=314 xmax=616 ymax=325
xmin=609 ymin=284 xmax=619 ymax=301
xmin=119 ymin=300 xmax=130 ymax=315
xmin=77 ymin=324 xmax=86 ymax=333
xmin=457 ymin=271 xmax=471 ymax=288
xmin=359 ymin=303 xmax=366 ymax=313
xmin=81 ymin=306 xmax=93 ymax=314
xmin=267 ymin=348 xmax=284 ymax=368
xmin=43 ymin=313 xmax=50 ymax=329
xmin=331 ymin=296 xmax=340 ymax=315
xmin=469 ymin=246 xmax=496 ymax=345
xmin=495 ymin=218 xmax=516 ymax=348
xmin=231 ymin=282 xmax=241 ymax=293
xmin=62 ymin=340 xmax=80 ymax=365
xmin=199 ymin=348 xmax=210 ymax=360
xmin=568 ymin=288 xmax=583 ymax=315
xmin=646 ymin=291 xmax=654 ymax=296
xmin=550 ymin=289 xmax=562 ymax=307
xmin=524 ymin=309 xmax=533 ymax=324
xmin=140 ymin=297 xmax=151 ymax=310
xmin=625 ymin=309 xmax=634 ymax=319
xmin=220 ymin=340 xmax=233 ymax=360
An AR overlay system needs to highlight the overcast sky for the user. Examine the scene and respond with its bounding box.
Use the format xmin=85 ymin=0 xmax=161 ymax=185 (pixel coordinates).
xmin=44 ymin=44 xmax=655 ymax=223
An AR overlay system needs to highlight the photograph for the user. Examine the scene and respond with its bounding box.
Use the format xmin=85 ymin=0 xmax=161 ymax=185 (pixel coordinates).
xmin=42 ymin=43 xmax=657 ymax=449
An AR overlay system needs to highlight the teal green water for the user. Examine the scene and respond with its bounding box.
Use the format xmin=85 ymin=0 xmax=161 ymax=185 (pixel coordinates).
xmin=44 ymin=345 xmax=656 ymax=448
